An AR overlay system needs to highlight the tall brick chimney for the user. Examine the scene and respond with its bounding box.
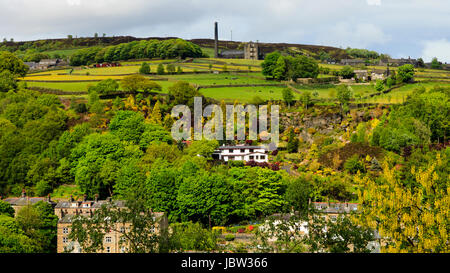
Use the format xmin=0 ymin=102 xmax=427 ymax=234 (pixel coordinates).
xmin=214 ymin=22 xmax=219 ymax=58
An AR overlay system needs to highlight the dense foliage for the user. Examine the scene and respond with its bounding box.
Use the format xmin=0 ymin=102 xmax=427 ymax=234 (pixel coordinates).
xmin=69 ymin=39 xmax=204 ymax=66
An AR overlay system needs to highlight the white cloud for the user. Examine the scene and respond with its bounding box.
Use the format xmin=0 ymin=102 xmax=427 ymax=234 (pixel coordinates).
xmin=67 ymin=0 xmax=81 ymax=6
xmin=421 ymin=39 xmax=450 ymax=63
xmin=367 ymin=0 xmax=381 ymax=6
xmin=316 ymin=23 xmax=391 ymax=49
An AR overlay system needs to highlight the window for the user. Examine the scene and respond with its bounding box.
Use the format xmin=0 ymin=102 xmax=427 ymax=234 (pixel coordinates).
xmin=106 ymin=247 xmax=111 ymax=253
xmin=249 ymin=149 xmax=254 ymax=153
xmin=105 ymin=236 xmax=112 ymax=243
xmin=261 ymin=155 xmax=265 ymax=160
xmin=63 ymin=237 xmax=68 ymax=243
xmin=120 ymin=227 xmax=125 ymax=233
xmin=240 ymin=149 xmax=245 ymax=153
xmin=63 ymin=227 xmax=69 ymax=234
xmin=249 ymin=156 xmax=254 ymax=160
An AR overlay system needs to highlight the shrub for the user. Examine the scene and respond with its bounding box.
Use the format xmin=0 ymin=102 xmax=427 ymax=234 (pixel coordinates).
xmin=344 ymin=155 xmax=365 ymax=174
xmin=225 ymin=234 xmax=235 ymax=241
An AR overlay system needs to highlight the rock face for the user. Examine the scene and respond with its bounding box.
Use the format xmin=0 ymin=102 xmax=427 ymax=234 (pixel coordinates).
xmin=280 ymin=110 xmax=343 ymax=143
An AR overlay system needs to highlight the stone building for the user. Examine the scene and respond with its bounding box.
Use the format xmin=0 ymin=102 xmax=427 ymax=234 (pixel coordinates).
xmin=244 ymin=41 xmax=260 ymax=60
xmin=2 ymin=190 xmax=56 ymax=216
xmin=55 ymin=196 xmax=167 ymax=253
xmin=340 ymin=59 xmax=366 ymax=66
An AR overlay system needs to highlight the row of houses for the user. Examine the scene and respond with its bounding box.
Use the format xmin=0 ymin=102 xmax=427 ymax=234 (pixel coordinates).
xmin=3 ymin=191 xmax=167 ymax=253
xmin=24 ymin=58 xmax=68 ymax=71
xmin=3 ymin=191 xmax=376 ymax=253
xmin=340 ymin=57 xmax=418 ymax=67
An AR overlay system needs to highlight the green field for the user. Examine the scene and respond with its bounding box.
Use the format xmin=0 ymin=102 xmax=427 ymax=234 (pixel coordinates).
xmin=199 ymin=86 xmax=288 ymax=103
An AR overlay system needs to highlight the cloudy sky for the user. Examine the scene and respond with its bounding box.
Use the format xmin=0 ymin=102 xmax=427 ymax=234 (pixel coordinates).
xmin=1 ymin=0 xmax=449 ymax=62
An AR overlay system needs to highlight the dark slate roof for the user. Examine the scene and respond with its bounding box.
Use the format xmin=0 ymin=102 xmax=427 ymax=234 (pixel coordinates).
xmin=216 ymin=145 xmax=266 ymax=150
xmin=3 ymin=197 xmax=55 ymax=206
xmin=55 ymin=200 xmax=127 ymax=209
xmin=312 ymin=202 xmax=359 ymax=213
xmin=220 ymin=50 xmax=244 ymax=55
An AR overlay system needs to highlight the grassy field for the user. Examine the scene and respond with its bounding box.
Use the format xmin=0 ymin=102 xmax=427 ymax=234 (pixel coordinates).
xmin=199 ymin=86 xmax=288 ymax=103
xmin=22 ymin=57 xmax=450 ymax=104
xmin=164 ymin=73 xmax=277 ymax=86
xmin=361 ymin=82 xmax=450 ymax=104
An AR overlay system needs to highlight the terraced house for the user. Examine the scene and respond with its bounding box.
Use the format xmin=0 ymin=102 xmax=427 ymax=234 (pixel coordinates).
xmin=55 ymin=196 xmax=167 ymax=253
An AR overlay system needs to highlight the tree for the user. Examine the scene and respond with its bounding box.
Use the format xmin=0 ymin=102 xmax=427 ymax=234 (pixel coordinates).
xmin=0 ymin=51 xmax=29 ymax=77
xmin=336 ymin=85 xmax=353 ymax=114
xmin=287 ymin=127 xmax=299 ymax=153
xmin=285 ymin=178 xmax=312 ymax=213
xmin=92 ymin=79 xmax=119 ymax=95
xmin=397 ymin=64 xmax=415 ymax=83
xmin=282 ymin=88 xmax=294 ymax=107
xmin=375 ymin=80 xmax=384 ymax=91
xmin=299 ymin=91 xmax=312 ymax=110
xmin=355 ymin=153 xmax=449 ymax=253
xmin=168 ymin=81 xmax=199 ymax=105
xmin=0 ymin=70 xmax=17 ymax=92
xmin=340 ymin=66 xmax=355 ymax=79
xmin=273 ymin=56 xmax=287 ymax=80
xmin=69 ymin=198 xmax=167 ymax=253
xmin=157 ymin=64 xmax=165 ymax=75
xmin=0 ymin=200 xmax=15 ymax=217
xmin=15 ymin=202 xmax=58 ymax=253
xmin=166 ymin=64 xmax=176 ymax=74
xmin=121 ymin=74 xmax=148 ymax=93
xmin=139 ymin=62 xmax=151 ymax=74
xmin=261 ymin=51 xmax=282 ymax=79
xmin=149 ymin=100 xmax=162 ymax=124
xmin=70 ymin=133 xmax=143 ymax=198
xmin=109 ymin=110 xmax=146 ymax=144
xmin=305 ymin=213 xmax=376 ymax=253
xmin=287 ymin=55 xmax=320 ymax=81
xmin=169 ymin=222 xmax=218 ymax=251
xmin=176 ymin=171 xmax=232 ymax=227
xmin=430 ymin=57 xmax=442 ymax=69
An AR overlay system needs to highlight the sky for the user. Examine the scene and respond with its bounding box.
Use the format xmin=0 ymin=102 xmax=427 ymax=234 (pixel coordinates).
xmin=1 ymin=0 xmax=449 ymax=62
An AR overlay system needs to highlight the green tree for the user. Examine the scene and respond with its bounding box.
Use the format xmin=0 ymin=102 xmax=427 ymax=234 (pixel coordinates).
xmin=139 ymin=62 xmax=151 ymax=74
xmin=0 ymin=51 xmax=29 ymax=77
xmin=430 ymin=57 xmax=442 ymax=69
xmin=261 ymin=51 xmax=282 ymax=79
xmin=157 ymin=63 xmax=165 ymax=75
xmin=177 ymin=171 xmax=232 ymax=227
xmin=0 ymin=70 xmax=17 ymax=92
xmin=397 ymin=64 xmax=415 ymax=83
xmin=287 ymin=127 xmax=299 ymax=153
xmin=69 ymin=198 xmax=166 ymax=253
xmin=169 ymin=222 xmax=218 ymax=251
xmin=168 ymin=81 xmax=199 ymax=105
xmin=340 ymin=66 xmax=355 ymax=79
xmin=0 ymin=200 xmax=15 ymax=217
xmin=282 ymin=88 xmax=294 ymax=107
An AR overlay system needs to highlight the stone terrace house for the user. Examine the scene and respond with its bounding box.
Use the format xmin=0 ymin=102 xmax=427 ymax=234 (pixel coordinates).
xmin=212 ymin=145 xmax=269 ymax=163
xmin=340 ymin=59 xmax=366 ymax=66
xmin=3 ymin=190 xmax=56 ymax=216
xmin=55 ymin=196 xmax=167 ymax=253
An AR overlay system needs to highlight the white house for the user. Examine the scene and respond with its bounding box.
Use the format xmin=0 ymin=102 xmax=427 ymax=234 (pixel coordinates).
xmin=212 ymin=145 xmax=268 ymax=163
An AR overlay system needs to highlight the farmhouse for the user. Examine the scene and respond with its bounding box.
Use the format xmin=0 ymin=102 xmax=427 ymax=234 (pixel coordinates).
xmin=354 ymin=70 xmax=369 ymax=81
xmin=24 ymin=61 xmax=39 ymax=70
xmin=212 ymin=145 xmax=268 ymax=163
